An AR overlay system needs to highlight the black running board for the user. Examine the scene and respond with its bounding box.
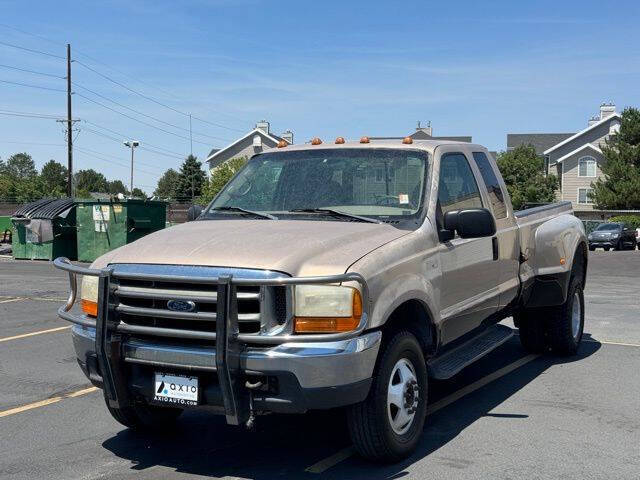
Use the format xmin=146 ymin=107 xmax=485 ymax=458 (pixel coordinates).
xmin=427 ymin=324 xmax=514 ymax=380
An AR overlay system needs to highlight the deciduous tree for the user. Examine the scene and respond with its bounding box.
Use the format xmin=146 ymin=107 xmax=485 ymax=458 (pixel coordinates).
xmin=496 ymin=145 xmax=558 ymax=210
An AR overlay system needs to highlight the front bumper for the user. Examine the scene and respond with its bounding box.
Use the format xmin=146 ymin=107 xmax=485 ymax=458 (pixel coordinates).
xmin=72 ymin=324 xmax=380 ymax=412
xmin=54 ymin=257 xmax=375 ymax=423
xmin=588 ymin=238 xmax=616 ymax=248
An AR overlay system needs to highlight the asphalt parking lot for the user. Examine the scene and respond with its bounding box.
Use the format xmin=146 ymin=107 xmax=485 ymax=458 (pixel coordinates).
xmin=1 ymin=251 xmax=639 ymax=479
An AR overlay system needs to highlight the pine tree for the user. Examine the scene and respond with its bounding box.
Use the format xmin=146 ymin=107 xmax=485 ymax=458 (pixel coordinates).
xmin=176 ymin=155 xmax=206 ymax=201
xmin=591 ymin=107 xmax=640 ymax=209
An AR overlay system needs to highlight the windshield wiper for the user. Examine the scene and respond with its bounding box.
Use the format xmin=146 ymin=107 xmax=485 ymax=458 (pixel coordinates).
xmin=210 ymin=206 xmax=277 ymax=220
xmin=288 ymin=208 xmax=380 ymax=224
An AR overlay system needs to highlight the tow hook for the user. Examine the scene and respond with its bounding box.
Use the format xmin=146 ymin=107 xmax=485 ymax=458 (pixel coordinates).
xmin=244 ymin=380 xmax=263 ymax=430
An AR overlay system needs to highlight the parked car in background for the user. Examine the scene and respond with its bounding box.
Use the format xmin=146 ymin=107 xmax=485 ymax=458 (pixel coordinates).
xmin=588 ymin=222 xmax=637 ymax=251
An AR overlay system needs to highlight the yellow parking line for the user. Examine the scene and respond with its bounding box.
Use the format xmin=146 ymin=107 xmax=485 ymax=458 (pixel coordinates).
xmin=0 ymin=325 xmax=71 ymax=343
xmin=0 ymin=386 xmax=98 ymax=418
xmin=305 ymin=353 xmax=540 ymax=473
xmin=0 ymin=297 xmax=24 ymax=304
xmin=588 ymin=339 xmax=640 ymax=348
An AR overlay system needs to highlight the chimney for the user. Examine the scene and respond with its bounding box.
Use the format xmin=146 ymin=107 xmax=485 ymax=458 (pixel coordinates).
xmin=588 ymin=115 xmax=600 ymax=127
xmin=256 ymin=120 xmax=270 ymax=135
xmin=281 ymin=130 xmax=294 ymax=144
xmin=599 ymin=102 xmax=616 ymax=120
xmin=416 ymin=120 xmax=432 ymax=137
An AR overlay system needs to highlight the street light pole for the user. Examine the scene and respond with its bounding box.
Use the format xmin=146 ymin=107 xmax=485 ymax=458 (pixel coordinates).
xmin=123 ymin=140 xmax=140 ymax=196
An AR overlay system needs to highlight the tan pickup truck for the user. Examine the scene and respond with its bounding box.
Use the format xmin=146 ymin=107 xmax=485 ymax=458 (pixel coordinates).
xmin=54 ymin=138 xmax=588 ymax=462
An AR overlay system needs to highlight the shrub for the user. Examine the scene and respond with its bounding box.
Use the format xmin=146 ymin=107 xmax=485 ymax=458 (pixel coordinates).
xmin=608 ymin=215 xmax=640 ymax=229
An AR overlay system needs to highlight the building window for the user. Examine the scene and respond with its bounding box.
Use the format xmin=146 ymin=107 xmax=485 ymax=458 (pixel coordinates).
xmin=577 ymin=188 xmax=594 ymax=204
xmin=578 ymin=156 xmax=596 ymax=177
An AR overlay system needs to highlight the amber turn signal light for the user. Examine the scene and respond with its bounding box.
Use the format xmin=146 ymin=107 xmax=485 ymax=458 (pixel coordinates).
xmin=294 ymin=289 xmax=363 ymax=333
xmin=82 ymin=299 xmax=98 ymax=317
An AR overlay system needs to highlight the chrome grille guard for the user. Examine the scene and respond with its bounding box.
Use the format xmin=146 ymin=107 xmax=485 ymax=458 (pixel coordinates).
xmin=52 ymin=257 xmax=370 ymax=425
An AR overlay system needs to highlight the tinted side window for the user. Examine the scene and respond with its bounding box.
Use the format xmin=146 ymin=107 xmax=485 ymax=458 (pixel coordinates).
xmin=438 ymin=153 xmax=483 ymax=215
xmin=472 ymin=151 xmax=507 ymax=219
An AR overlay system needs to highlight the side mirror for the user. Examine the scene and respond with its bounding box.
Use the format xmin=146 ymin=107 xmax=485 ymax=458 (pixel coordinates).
xmin=442 ymin=208 xmax=496 ymax=239
xmin=187 ymin=204 xmax=203 ymax=222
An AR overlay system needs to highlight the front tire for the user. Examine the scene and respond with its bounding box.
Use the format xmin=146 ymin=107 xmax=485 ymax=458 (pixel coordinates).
xmin=347 ymin=331 xmax=428 ymax=463
xmin=104 ymin=393 xmax=183 ymax=430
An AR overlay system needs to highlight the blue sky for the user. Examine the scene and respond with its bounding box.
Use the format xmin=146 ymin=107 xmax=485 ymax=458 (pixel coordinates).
xmin=1 ymin=0 xmax=639 ymax=194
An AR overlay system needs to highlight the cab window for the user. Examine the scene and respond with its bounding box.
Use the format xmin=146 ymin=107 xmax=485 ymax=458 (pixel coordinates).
xmin=472 ymin=152 xmax=507 ymax=219
xmin=438 ymin=153 xmax=483 ymax=215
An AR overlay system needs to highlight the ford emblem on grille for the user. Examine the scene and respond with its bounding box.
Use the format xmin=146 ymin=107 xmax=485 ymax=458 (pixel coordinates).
xmin=167 ymin=300 xmax=197 ymax=312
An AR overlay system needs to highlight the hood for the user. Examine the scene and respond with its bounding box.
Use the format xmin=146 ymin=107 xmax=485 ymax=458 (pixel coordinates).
xmin=92 ymin=219 xmax=409 ymax=276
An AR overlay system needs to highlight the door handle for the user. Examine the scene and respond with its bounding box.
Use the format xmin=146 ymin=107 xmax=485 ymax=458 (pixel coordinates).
xmin=492 ymin=237 xmax=499 ymax=261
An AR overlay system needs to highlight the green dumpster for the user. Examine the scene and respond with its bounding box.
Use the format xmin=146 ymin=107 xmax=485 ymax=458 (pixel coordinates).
xmin=11 ymin=198 xmax=77 ymax=260
xmin=75 ymin=199 xmax=166 ymax=262
xmin=0 ymin=215 xmax=11 ymax=241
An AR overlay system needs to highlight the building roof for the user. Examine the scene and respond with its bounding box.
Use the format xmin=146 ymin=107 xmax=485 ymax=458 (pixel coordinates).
xmin=507 ymin=133 xmax=575 ymax=155
xmin=554 ymin=143 xmax=603 ymax=164
xmin=543 ymin=113 xmax=621 ymax=155
xmin=205 ymin=128 xmax=282 ymax=165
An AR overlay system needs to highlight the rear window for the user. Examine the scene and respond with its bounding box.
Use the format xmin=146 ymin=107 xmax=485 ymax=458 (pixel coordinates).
xmin=472 ymin=152 xmax=507 ymax=219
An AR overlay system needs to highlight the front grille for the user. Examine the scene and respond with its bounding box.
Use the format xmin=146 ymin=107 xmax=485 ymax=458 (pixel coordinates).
xmin=109 ymin=265 xmax=290 ymax=339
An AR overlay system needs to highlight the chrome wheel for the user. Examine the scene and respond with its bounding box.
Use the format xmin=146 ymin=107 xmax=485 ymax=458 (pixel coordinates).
xmin=387 ymin=358 xmax=419 ymax=435
xmin=571 ymin=291 xmax=581 ymax=340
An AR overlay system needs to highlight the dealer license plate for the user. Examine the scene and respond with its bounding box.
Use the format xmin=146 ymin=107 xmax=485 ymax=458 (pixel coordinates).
xmin=153 ymin=372 xmax=199 ymax=406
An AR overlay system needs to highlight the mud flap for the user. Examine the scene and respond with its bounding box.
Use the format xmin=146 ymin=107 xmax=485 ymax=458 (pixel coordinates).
xmin=216 ymin=275 xmax=249 ymax=426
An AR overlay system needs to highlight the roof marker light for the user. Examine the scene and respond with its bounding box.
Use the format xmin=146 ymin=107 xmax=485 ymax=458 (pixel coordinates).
xmin=277 ymin=140 xmax=288 ymax=148
xmin=335 ymin=137 xmax=345 ymax=144
xmin=402 ymin=136 xmax=413 ymax=144
xmin=360 ymin=136 xmax=370 ymax=144
xmin=311 ymin=137 xmax=323 ymax=145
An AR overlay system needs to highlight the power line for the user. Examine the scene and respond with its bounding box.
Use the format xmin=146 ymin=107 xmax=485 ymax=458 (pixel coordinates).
xmin=0 ymin=140 xmax=65 ymax=146
xmin=0 ymin=39 xmax=65 ymax=59
xmin=74 ymin=144 xmax=166 ymax=172
xmin=0 ymin=78 xmax=65 ymax=92
xmin=0 ymin=23 xmax=62 ymax=47
xmin=75 ymin=60 xmax=190 ymax=116
xmin=81 ymin=121 xmax=187 ymax=157
xmin=0 ymin=24 xmax=249 ymax=131
xmin=74 ymin=147 xmax=162 ymax=177
xmin=75 ymin=92 xmax=216 ymax=147
xmin=72 ymin=81 xmax=233 ymax=142
xmin=75 ymin=60 xmax=248 ymax=133
xmin=0 ymin=63 xmax=63 ymax=78
xmin=0 ymin=108 xmax=65 ymax=119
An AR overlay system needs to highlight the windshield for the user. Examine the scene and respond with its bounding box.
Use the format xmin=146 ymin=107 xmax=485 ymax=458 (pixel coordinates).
xmin=594 ymin=223 xmax=621 ymax=231
xmin=205 ymin=148 xmax=428 ymax=221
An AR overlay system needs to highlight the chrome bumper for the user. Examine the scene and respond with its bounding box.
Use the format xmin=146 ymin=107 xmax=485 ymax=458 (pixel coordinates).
xmin=72 ymin=324 xmax=381 ymax=389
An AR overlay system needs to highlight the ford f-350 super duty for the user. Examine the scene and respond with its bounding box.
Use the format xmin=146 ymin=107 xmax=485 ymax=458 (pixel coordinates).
xmin=54 ymin=138 xmax=587 ymax=462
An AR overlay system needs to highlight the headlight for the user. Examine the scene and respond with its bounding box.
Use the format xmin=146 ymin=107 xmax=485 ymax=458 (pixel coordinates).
xmin=610 ymin=233 xmax=619 ymax=238
xmin=293 ymin=285 xmax=363 ymax=333
xmin=81 ymin=275 xmax=99 ymax=317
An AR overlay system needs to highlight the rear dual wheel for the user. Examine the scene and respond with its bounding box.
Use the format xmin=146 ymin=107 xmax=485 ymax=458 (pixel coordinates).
xmin=516 ymin=276 xmax=584 ymax=356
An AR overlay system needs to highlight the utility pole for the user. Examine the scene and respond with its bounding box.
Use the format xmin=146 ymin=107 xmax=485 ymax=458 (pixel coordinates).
xmin=189 ymin=113 xmax=193 ymax=156
xmin=123 ymin=140 xmax=140 ymax=196
xmin=66 ymin=43 xmax=73 ymax=197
